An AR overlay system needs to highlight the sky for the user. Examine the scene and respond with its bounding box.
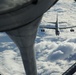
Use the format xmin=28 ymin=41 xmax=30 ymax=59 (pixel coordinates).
xmin=0 ymin=0 xmax=76 ymax=75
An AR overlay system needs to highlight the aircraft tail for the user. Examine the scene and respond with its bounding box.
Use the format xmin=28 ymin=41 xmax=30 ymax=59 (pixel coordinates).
xmin=56 ymin=13 xmax=58 ymax=23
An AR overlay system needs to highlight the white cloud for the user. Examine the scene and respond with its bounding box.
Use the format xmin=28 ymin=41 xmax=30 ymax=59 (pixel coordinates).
xmin=47 ymin=43 xmax=75 ymax=61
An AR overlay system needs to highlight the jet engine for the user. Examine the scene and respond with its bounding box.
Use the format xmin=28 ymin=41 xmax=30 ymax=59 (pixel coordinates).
xmin=70 ymin=28 xmax=74 ymax=32
xmin=41 ymin=29 xmax=45 ymax=32
xmin=56 ymin=30 xmax=60 ymax=35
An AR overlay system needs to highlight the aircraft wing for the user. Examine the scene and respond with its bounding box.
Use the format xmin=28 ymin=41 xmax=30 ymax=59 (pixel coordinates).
xmin=39 ymin=25 xmax=76 ymax=29
xmin=47 ymin=22 xmax=55 ymax=24
xmin=47 ymin=22 xmax=67 ymax=24
xmin=59 ymin=22 xmax=67 ymax=24
xmin=59 ymin=25 xmax=76 ymax=29
xmin=39 ymin=25 xmax=56 ymax=29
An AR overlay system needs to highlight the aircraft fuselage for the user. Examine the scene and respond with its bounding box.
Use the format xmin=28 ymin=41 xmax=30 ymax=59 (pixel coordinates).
xmin=55 ymin=29 xmax=60 ymax=35
xmin=55 ymin=18 xmax=60 ymax=36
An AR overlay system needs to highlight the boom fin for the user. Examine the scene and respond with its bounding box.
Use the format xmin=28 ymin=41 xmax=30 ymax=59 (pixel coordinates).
xmin=6 ymin=16 xmax=42 ymax=75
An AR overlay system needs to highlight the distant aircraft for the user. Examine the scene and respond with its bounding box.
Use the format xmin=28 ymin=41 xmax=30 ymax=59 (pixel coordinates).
xmin=40 ymin=14 xmax=76 ymax=36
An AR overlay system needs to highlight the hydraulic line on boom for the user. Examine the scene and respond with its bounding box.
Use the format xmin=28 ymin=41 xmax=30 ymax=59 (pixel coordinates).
xmin=62 ymin=62 xmax=76 ymax=75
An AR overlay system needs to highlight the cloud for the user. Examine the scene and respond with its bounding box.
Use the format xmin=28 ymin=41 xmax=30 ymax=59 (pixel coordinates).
xmin=47 ymin=43 xmax=75 ymax=61
xmin=35 ymin=41 xmax=58 ymax=60
xmin=67 ymin=38 xmax=76 ymax=43
xmin=37 ymin=61 xmax=63 ymax=75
